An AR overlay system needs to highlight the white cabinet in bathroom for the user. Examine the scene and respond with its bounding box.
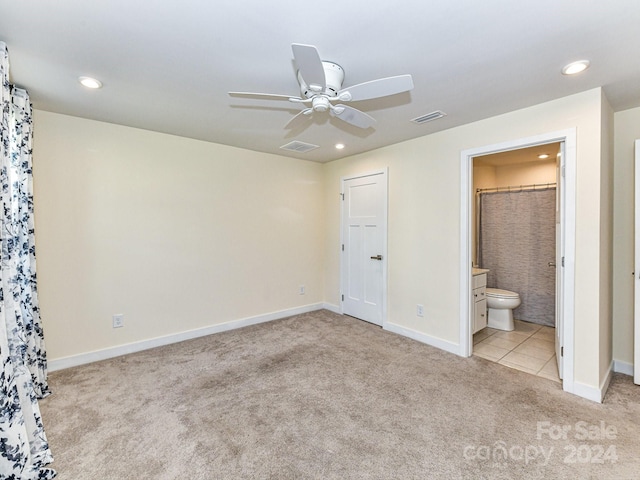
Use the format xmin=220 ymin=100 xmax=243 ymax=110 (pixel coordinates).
xmin=472 ymin=272 xmax=487 ymax=334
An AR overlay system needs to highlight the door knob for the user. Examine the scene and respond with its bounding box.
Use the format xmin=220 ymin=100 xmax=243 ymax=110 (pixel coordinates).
xmin=548 ymin=262 xmax=556 ymax=267
xmin=370 ymin=255 xmax=383 ymax=260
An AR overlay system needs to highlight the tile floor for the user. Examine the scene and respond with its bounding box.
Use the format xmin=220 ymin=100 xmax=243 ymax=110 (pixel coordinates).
xmin=473 ymin=319 xmax=561 ymax=383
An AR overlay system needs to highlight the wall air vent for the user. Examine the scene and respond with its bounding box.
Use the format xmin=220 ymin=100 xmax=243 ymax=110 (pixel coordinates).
xmin=411 ymin=110 xmax=447 ymax=124
xmin=280 ymin=141 xmax=320 ymax=153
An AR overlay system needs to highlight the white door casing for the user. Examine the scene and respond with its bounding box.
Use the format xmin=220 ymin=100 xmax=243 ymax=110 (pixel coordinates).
xmin=341 ymin=170 xmax=388 ymax=326
xmin=634 ymin=139 xmax=640 ymax=385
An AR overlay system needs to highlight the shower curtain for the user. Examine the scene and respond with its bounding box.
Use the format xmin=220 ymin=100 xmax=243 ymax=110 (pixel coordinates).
xmin=478 ymin=188 xmax=556 ymax=327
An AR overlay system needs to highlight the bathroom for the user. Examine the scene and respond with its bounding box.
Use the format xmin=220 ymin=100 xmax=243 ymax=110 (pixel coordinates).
xmin=471 ymin=143 xmax=561 ymax=382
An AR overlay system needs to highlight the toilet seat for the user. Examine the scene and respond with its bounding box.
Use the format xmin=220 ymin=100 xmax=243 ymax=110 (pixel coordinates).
xmin=486 ymin=287 xmax=519 ymax=299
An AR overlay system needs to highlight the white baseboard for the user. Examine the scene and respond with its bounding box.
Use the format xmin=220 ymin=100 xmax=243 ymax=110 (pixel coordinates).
xmin=600 ymin=360 xmax=614 ymax=402
xmin=48 ymin=303 xmax=324 ymax=372
xmin=384 ymin=321 xmax=460 ymax=355
xmin=571 ymin=360 xmax=614 ymax=404
xmin=572 ymin=381 xmax=604 ymax=403
xmin=322 ymin=302 xmax=341 ymax=314
xmin=613 ymin=359 xmax=634 ymax=376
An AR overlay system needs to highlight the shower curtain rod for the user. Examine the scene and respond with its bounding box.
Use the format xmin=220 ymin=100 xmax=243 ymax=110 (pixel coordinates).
xmin=476 ymin=182 xmax=556 ymax=194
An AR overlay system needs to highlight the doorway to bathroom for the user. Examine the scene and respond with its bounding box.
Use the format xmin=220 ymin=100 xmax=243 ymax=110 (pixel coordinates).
xmin=459 ymin=129 xmax=577 ymax=395
xmin=473 ymin=143 xmax=560 ymax=381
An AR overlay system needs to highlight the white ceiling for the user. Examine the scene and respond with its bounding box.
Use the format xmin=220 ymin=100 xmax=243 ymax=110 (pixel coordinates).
xmin=1 ymin=1 xmax=639 ymax=163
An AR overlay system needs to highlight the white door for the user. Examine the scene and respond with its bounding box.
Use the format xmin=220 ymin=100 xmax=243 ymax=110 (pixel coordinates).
xmin=634 ymin=139 xmax=640 ymax=385
xmin=555 ymin=148 xmax=564 ymax=378
xmin=341 ymin=171 xmax=387 ymax=326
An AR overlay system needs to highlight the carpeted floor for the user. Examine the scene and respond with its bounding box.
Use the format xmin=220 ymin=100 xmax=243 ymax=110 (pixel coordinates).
xmin=40 ymin=310 xmax=640 ymax=479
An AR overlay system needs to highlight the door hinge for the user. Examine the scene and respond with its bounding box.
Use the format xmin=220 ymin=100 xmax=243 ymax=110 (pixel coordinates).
xmin=340 ymin=193 xmax=344 ymax=200
xmin=561 ymin=165 xmax=566 ymax=178
xmin=342 ymin=244 xmax=344 ymax=251
xmin=341 ymin=294 xmax=344 ymax=302
xmin=561 ymin=346 xmax=564 ymax=357
xmin=562 ymin=256 xmax=565 ymax=267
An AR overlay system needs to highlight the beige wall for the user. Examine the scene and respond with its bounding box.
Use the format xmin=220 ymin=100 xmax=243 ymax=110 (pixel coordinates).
xmin=494 ymin=161 xmax=557 ymax=187
xmin=474 ymin=160 xmax=557 ymax=191
xmin=472 ymin=165 xmax=496 ymax=191
xmin=33 ymin=111 xmax=325 ymax=361
xmin=612 ymin=106 xmax=640 ymax=368
xmin=323 ymin=88 xmax=608 ymax=390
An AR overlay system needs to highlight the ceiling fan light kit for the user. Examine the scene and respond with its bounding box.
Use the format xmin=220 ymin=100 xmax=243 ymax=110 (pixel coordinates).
xmin=229 ymin=43 xmax=414 ymax=131
xmin=312 ymin=95 xmax=330 ymax=112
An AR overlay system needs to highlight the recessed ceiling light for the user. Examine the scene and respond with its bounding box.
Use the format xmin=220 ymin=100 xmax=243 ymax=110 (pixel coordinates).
xmin=561 ymin=60 xmax=590 ymax=76
xmin=78 ymin=76 xmax=102 ymax=89
xmin=335 ymin=143 xmax=345 ymax=150
xmin=538 ymin=154 xmax=550 ymax=159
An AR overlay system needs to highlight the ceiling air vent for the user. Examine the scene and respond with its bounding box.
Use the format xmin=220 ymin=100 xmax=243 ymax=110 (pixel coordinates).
xmin=280 ymin=141 xmax=320 ymax=153
xmin=411 ymin=110 xmax=447 ymax=125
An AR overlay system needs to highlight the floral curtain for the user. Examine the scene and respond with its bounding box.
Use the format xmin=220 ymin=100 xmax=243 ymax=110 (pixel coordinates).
xmin=0 ymin=42 xmax=56 ymax=480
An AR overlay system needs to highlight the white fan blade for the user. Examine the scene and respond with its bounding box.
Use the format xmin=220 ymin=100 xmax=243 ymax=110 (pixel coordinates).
xmin=229 ymin=91 xmax=301 ymax=101
xmin=338 ymin=74 xmax=414 ymax=102
xmin=330 ymin=104 xmax=376 ymax=129
xmin=292 ymin=44 xmax=326 ymax=91
xmin=285 ymin=108 xmax=313 ymax=129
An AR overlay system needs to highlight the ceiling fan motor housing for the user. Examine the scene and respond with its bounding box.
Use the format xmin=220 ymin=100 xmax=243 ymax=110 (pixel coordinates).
xmin=298 ymin=61 xmax=344 ymax=98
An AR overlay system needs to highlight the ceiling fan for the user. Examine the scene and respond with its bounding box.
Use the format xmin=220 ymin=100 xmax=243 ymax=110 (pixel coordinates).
xmin=229 ymin=43 xmax=414 ymax=129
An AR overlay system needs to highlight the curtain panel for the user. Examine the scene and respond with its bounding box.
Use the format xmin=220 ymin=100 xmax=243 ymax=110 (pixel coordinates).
xmin=0 ymin=41 xmax=56 ymax=480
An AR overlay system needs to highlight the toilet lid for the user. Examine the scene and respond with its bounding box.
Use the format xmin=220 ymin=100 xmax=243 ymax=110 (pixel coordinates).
xmin=486 ymin=288 xmax=519 ymax=298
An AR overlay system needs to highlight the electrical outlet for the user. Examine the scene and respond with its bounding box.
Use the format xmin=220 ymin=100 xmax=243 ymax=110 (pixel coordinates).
xmin=112 ymin=314 xmax=124 ymax=328
xmin=417 ymin=304 xmax=424 ymax=317
xmin=299 ymin=285 xmax=305 ymax=295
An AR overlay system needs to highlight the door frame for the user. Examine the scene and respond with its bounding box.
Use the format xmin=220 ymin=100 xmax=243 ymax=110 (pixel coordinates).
xmin=459 ymin=129 xmax=577 ymax=394
xmin=340 ymin=168 xmax=389 ymax=327
xmin=634 ymin=139 xmax=640 ymax=385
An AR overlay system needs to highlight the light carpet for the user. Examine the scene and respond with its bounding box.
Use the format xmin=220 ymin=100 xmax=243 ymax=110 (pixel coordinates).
xmin=40 ymin=309 xmax=640 ymax=479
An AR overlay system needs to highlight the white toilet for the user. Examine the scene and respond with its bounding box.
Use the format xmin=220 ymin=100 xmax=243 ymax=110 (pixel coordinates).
xmin=485 ymin=288 xmax=521 ymax=331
